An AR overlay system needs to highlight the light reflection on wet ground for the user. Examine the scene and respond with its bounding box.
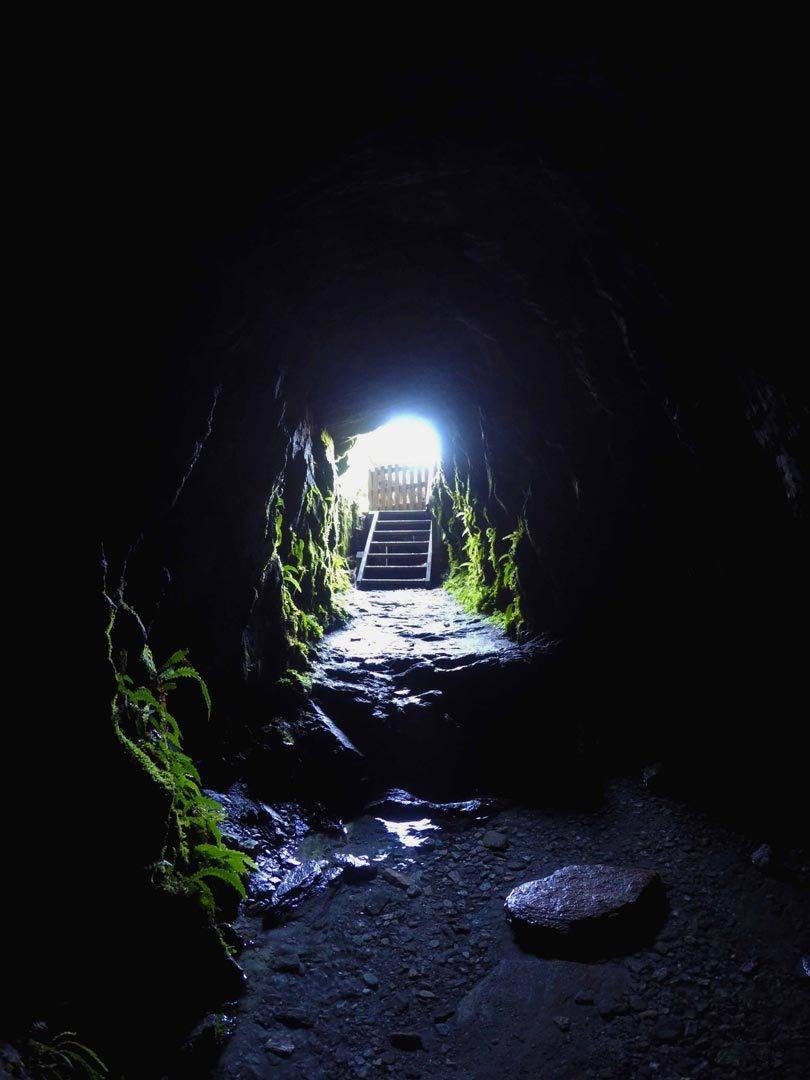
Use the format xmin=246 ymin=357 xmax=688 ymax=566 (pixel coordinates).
xmin=376 ymin=817 xmax=439 ymax=847
xmin=249 ymin=590 xmax=514 ymax=906
xmin=292 ymin=813 xmax=440 ymax=866
xmin=321 ymin=587 xmax=514 ymax=668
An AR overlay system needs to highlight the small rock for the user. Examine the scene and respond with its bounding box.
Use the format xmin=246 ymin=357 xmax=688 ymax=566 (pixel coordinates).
xmin=390 ymin=1031 xmax=424 ymax=1051
xmin=362 ymin=890 xmax=390 ymax=917
xmin=751 ymin=843 xmax=772 ymax=870
xmin=263 ymin=859 xmax=335 ymax=926
xmin=382 ymin=867 xmax=415 ymax=890
xmin=652 ymin=1018 xmax=683 ymax=1043
xmin=274 ymin=1009 xmax=312 ymax=1029
xmin=482 ymin=830 xmax=509 ymax=852
xmin=553 ymin=1015 xmax=571 ymax=1032
xmin=715 ymin=1043 xmax=745 ymax=1068
xmin=271 ymin=953 xmax=302 ymax=974
xmin=596 ymin=989 xmax=627 ymax=1019
xmin=641 ymin=762 xmax=662 ymax=789
xmin=362 ymin=971 xmax=380 ymax=989
xmin=264 ymin=1037 xmax=295 ymax=1058
xmin=333 ymin=853 xmax=378 ymax=883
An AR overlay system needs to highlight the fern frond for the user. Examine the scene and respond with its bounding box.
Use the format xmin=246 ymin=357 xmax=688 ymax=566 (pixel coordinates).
xmin=190 ymin=865 xmax=247 ymax=897
xmin=160 ymin=665 xmax=212 ymax=719
xmin=120 ymin=685 xmax=161 ymax=711
xmin=159 ymin=648 xmax=190 ymax=670
xmin=195 ymin=843 xmax=256 ymax=873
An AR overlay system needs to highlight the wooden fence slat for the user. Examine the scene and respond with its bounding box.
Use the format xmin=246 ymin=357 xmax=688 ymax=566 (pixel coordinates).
xmin=368 ymin=464 xmax=434 ymax=510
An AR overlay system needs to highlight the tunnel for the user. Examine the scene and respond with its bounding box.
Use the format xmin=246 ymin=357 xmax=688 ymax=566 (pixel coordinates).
xmin=6 ymin=45 xmax=808 ymax=1080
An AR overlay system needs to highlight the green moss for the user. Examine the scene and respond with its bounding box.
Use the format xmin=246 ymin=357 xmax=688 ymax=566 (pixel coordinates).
xmin=271 ymin=426 xmax=355 ymax=678
xmin=107 ymin=614 xmax=255 ymax=922
xmin=279 ymin=668 xmax=313 ymax=694
xmin=432 ymin=467 xmax=526 ymax=637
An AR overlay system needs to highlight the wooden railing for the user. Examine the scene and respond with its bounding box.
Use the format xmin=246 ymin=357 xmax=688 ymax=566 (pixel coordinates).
xmin=368 ymin=465 xmax=432 ymax=510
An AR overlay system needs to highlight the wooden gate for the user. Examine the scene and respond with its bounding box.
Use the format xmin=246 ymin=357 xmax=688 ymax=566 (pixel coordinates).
xmin=368 ymin=465 xmax=432 ymax=510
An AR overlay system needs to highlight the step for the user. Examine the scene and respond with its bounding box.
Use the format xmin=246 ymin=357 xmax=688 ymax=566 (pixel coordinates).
xmin=373 ymin=527 xmax=434 ymax=535
xmin=369 ymin=540 xmax=429 ymax=548
xmin=357 ymin=577 xmax=431 ymax=590
xmin=377 ymin=510 xmax=431 ymax=519
xmin=365 ymin=564 xmax=427 ymax=579
xmin=366 ymin=554 xmax=427 ymax=566
xmin=373 ymin=529 xmax=430 ymax=541
xmin=367 ymin=561 xmax=432 ymax=570
xmin=374 ymin=518 xmax=430 ymax=525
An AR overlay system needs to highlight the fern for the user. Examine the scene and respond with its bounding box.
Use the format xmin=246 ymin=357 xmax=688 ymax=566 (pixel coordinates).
xmin=190 ymin=865 xmax=248 ymax=898
xmin=282 ymin=563 xmax=303 ymax=593
xmin=109 ymin=619 xmax=254 ymax=920
xmin=23 ymin=1027 xmax=108 ymax=1079
xmin=159 ymin=647 xmax=190 ymax=670
xmin=160 ymin=664 xmax=212 ymax=718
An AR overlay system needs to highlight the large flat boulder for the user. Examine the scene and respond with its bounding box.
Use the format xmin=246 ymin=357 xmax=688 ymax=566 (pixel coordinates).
xmin=505 ymin=864 xmax=665 ymax=955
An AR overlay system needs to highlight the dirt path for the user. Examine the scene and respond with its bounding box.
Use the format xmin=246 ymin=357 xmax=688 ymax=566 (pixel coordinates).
xmin=211 ymin=592 xmax=809 ymax=1079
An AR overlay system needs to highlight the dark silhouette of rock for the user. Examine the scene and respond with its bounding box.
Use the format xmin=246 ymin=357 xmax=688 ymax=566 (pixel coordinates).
xmin=364 ymin=788 xmax=499 ymax=822
xmin=752 ymin=843 xmax=773 ymax=870
xmin=389 ymin=1031 xmax=423 ymax=1051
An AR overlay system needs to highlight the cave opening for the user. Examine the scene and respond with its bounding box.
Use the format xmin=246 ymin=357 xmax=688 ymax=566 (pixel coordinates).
xmin=339 ymin=414 xmax=442 ymax=513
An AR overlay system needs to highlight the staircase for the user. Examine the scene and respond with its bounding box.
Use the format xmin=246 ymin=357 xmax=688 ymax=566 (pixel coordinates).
xmin=356 ymin=510 xmax=433 ymax=590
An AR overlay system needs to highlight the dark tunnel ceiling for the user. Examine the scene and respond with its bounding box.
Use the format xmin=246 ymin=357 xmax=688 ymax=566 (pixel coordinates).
xmin=105 ymin=47 xmax=805 ymax=548
xmin=111 ymin=49 xmax=700 ymax=415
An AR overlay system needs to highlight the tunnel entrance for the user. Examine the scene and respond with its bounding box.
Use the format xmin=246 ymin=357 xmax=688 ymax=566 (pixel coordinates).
xmin=338 ymin=414 xmax=441 ymax=512
xmin=340 ymin=415 xmax=441 ymax=590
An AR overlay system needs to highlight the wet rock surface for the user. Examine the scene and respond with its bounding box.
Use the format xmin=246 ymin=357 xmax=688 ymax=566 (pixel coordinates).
xmin=210 ymin=593 xmax=810 ymax=1079
xmin=505 ymin=865 xmax=665 ymax=957
xmin=308 ymin=589 xmax=567 ymax=800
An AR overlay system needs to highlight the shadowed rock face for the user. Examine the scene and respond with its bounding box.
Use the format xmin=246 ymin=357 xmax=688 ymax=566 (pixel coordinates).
xmin=506 ymin=864 xmax=666 ymax=957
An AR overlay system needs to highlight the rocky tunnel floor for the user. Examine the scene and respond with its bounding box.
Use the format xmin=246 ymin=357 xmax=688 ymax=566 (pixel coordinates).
xmin=206 ymin=591 xmax=809 ymax=1080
